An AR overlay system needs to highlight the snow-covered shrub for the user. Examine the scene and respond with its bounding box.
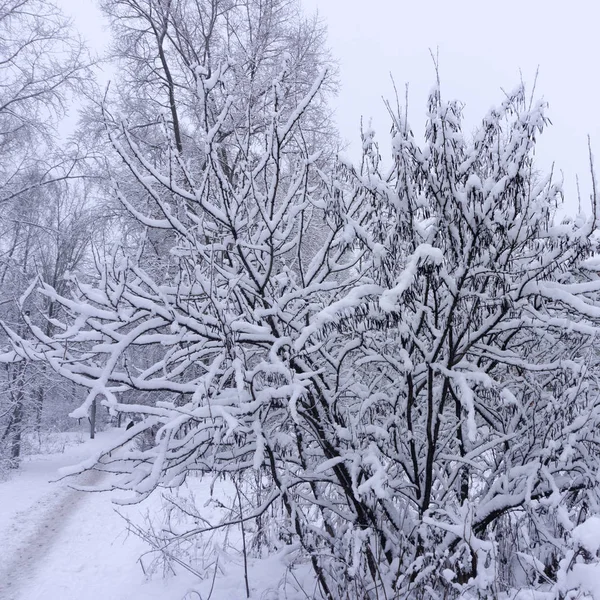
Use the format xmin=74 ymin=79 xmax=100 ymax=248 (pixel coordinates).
xmin=326 ymin=85 xmax=600 ymax=598
xmin=6 ymin=65 xmax=600 ymax=599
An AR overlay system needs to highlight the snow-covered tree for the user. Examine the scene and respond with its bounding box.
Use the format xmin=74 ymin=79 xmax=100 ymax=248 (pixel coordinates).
xmin=98 ymin=0 xmax=337 ymax=159
xmin=0 ymin=0 xmax=90 ymax=204
xmin=0 ymin=0 xmax=93 ymax=466
xmin=327 ymin=87 xmax=600 ymax=597
xmin=0 ymin=179 xmax=98 ymax=463
xmin=70 ymin=0 xmax=340 ymax=425
xmin=6 ymin=28 xmax=600 ymax=600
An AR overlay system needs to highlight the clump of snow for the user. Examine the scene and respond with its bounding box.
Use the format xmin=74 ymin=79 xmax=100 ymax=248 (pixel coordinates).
xmin=565 ymin=562 xmax=600 ymax=600
xmin=379 ymin=244 xmax=443 ymax=312
xmin=572 ymin=516 xmax=600 ymax=555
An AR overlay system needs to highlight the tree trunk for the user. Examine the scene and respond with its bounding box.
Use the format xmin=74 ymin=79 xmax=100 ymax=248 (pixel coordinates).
xmin=10 ymin=396 xmax=23 ymax=467
xmin=4 ymin=361 xmax=27 ymax=468
xmin=35 ymin=301 xmax=54 ymax=432
xmin=35 ymin=385 xmax=44 ymax=433
xmin=89 ymin=398 xmax=96 ymax=439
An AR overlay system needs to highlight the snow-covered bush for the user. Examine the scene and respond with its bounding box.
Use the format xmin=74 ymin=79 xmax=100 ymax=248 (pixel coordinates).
xmin=5 ymin=57 xmax=600 ymax=599
xmin=325 ymin=85 xmax=600 ymax=598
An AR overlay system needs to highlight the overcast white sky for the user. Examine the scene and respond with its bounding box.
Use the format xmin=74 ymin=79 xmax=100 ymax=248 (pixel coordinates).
xmin=63 ymin=0 xmax=600 ymax=214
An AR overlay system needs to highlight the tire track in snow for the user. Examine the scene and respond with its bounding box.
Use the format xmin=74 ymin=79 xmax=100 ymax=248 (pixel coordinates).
xmin=0 ymin=469 xmax=104 ymax=600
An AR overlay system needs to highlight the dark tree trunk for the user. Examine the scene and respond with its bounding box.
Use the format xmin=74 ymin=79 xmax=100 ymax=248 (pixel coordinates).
xmin=89 ymin=398 xmax=96 ymax=440
xmin=10 ymin=390 xmax=24 ymax=467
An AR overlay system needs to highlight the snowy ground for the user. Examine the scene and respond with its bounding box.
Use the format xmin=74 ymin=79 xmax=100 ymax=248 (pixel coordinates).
xmin=0 ymin=429 xmax=196 ymax=599
xmin=0 ymin=429 xmax=314 ymax=600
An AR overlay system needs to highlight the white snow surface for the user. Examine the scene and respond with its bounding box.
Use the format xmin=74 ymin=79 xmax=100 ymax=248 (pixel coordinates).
xmin=566 ymin=563 xmax=600 ymax=600
xmin=572 ymin=516 xmax=600 ymax=555
xmin=0 ymin=429 xmax=305 ymax=600
xmin=0 ymin=429 xmax=193 ymax=600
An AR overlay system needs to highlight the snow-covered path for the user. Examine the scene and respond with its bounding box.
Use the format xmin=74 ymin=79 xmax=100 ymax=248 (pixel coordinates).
xmin=0 ymin=467 xmax=103 ymax=599
xmin=0 ymin=431 xmax=197 ymax=600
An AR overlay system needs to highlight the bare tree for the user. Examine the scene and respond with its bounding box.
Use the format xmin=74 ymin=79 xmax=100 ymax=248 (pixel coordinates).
xmin=97 ymin=0 xmax=337 ymax=167
xmin=0 ymin=0 xmax=92 ymax=205
xmin=0 ymin=0 xmax=94 ymax=466
xmin=0 ymin=180 xmax=97 ymax=464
